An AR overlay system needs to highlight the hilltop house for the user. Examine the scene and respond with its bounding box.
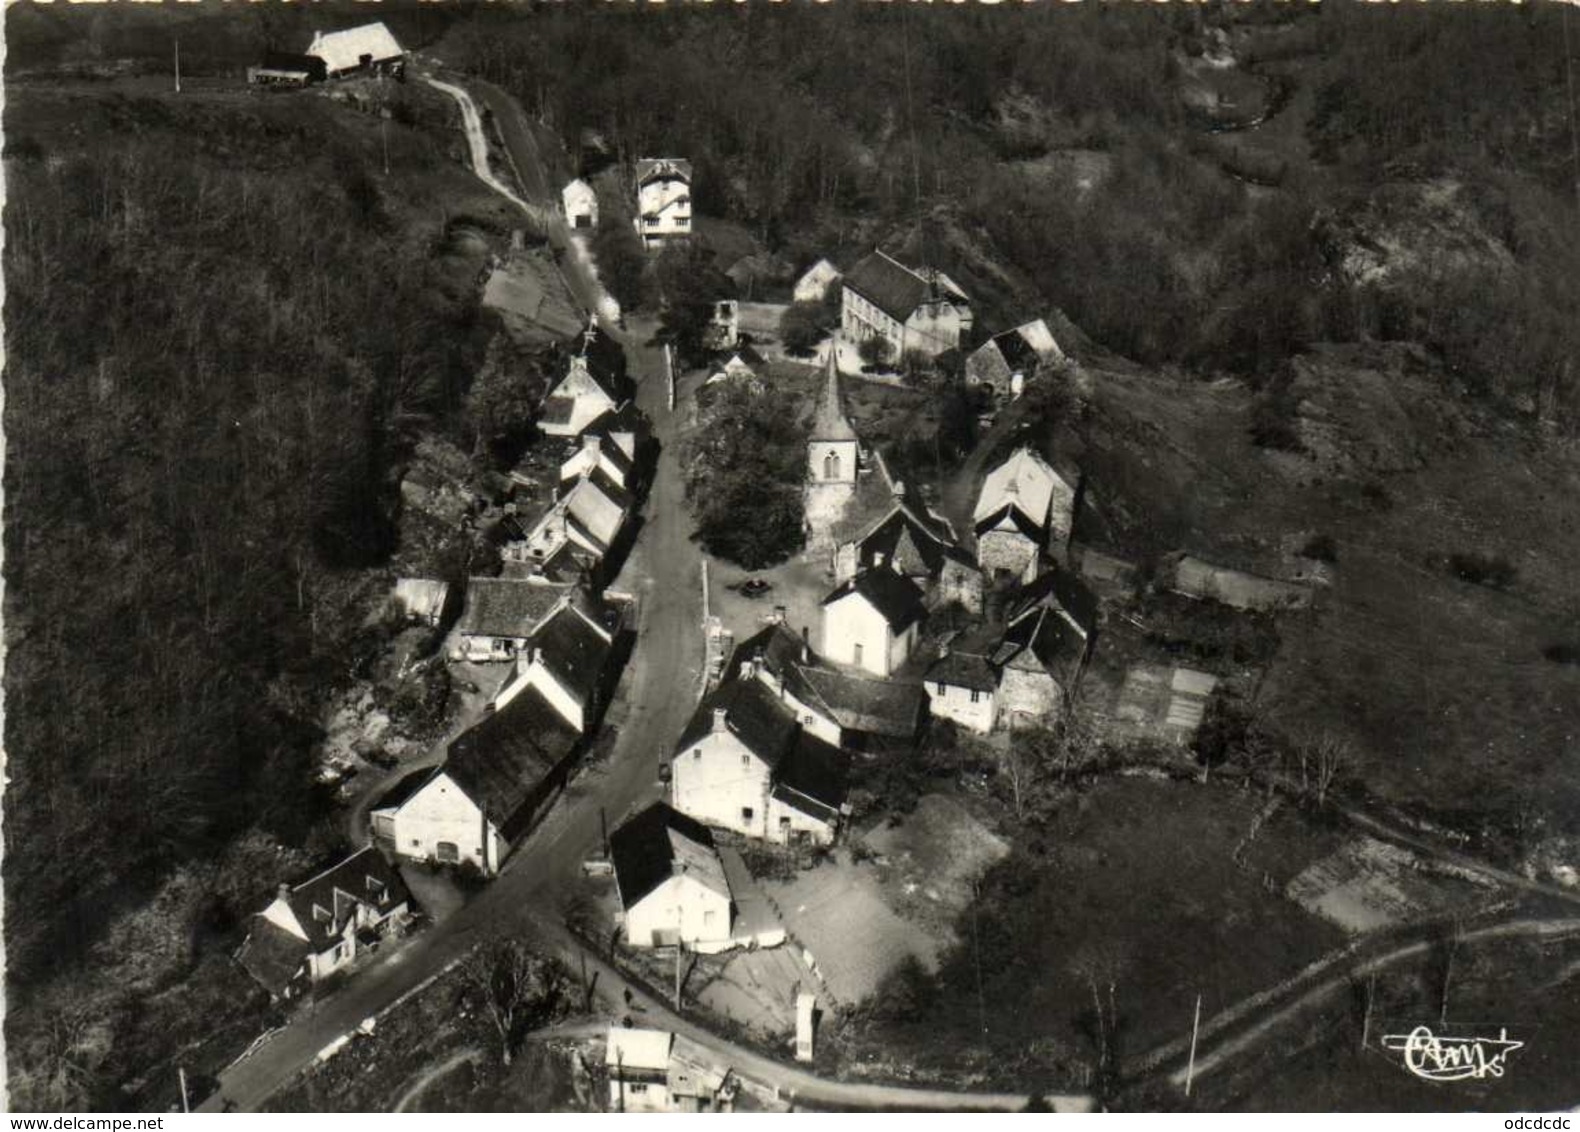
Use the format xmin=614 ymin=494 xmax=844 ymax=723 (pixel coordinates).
xmin=490 ymin=591 xmax=618 ymax=732
xmin=670 ymin=678 xmax=849 ymax=846
xmin=369 ymin=686 xmax=581 ymax=874
xmin=840 ymin=250 xmax=972 ymax=363
xmin=972 ymin=447 xmax=1077 ymax=581
xmin=611 ymin=803 xmax=734 ymax=950
xmin=992 ymin=568 xmax=1098 ymax=729
xmin=634 ymin=158 xmax=693 ymax=250
xmin=793 ymin=258 xmax=842 ymax=304
xmin=562 ymin=178 xmax=598 ymax=230
xmin=803 ymin=353 xmax=861 ymax=548
xmin=454 ymin=577 xmax=573 ymax=663
xmin=732 ymin=621 xmax=925 ymax=750
xmin=820 ymin=568 xmax=926 ymax=678
xmin=965 ymin=319 xmax=1065 ymax=402
xmin=235 ymin=847 xmax=411 ymax=1000
xmin=924 ymin=639 xmax=999 ymax=735
xmin=306 ymin=22 xmax=405 ymax=79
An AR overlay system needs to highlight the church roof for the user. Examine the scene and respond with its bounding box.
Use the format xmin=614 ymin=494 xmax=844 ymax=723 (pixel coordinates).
xmin=809 ymin=353 xmax=858 ymax=443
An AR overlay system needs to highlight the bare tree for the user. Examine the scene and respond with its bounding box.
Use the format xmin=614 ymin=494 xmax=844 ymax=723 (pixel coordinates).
xmin=460 ymin=935 xmax=570 ymax=1066
xmin=1068 ymin=944 xmax=1128 ymax=1102
xmin=1295 ymin=731 xmax=1349 ymax=807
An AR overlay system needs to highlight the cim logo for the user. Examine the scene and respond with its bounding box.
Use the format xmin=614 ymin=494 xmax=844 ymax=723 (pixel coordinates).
xmin=1380 ymin=1026 xmax=1524 ymax=1083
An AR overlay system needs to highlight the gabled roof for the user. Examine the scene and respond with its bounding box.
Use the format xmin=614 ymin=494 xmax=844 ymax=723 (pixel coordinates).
xmin=370 ymin=766 xmax=442 ymax=814
xmin=563 ymin=435 xmax=635 ymax=483
xmin=772 ymin=732 xmax=849 ymax=820
xmin=609 ymin=802 xmax=728 ymax=912
xmin=973 ymin=447 xmax=1070 ymax=529
xmin=999 ymin=604 xmax=1090 ymax=681
xmin=821 ymin=569 xmax=926 ymax=633
xmin=798 ymin=667 xmax=925 ymax=739
xmin=447 ymin=686 xmax=581 ymax=832
xmin=560 ymin=470 xmax=629 ymax=551
xmin=676 ymin=677 xmax=799 ymax=766
xmin=306 ymin=22 xmax=404 ymax=73
xmin=635 ymin=158 xmax=693 ymax=186
xmin=926 ymin=649 xmax=999 ymax=693
xmin=584 ymin=400 xmax=647 ymax=443
xmin=973 ymin=502 xmax=1047 ymax=544
xmin=283 ymin=847 xmax=410 ymax=950
xmin=809 ymin=352 xmax=859 ymax=443
xmin=607 ymin=1027 xmax=674 ymax=1072
xmin=457 ymin=577 xmax=572 ymax=639
xmin=979 ymin=318 xmax=1064 ymax=373
xmin=1009 ymin=567 xmax=1099 ymax=637
xmin=843 ymin=251 xmax=934 ymax=324
xmin=530 ymin=601 xmax=613 ymax=708
xmin=236 ymin=918 xmax=311 ymax=997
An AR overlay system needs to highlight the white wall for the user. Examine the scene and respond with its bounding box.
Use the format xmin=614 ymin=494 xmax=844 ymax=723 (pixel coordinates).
xmin=927 ymin=681 xmax=997 ymax=735
xmin=997 ymin=665 xmax=1064 ymax=729
xmin=671 ymin=731 xmax=770 ymax=839
xmin=390 ymin=773 xmax=502 ymax=875
xmin=624 ymin=874 xmax=732 ymax=948
xmin=608 ymin=1078 xmax=671 ymax=1113
xmin=807 ymin=439 xmax=857 ymax=485
xmin=765 ymin=792 xmax=837 ymax=846
xmin=823 ymin=593 xmax=898 ymax=677
xmin=519 ymin=657 xmax=588 ymax=733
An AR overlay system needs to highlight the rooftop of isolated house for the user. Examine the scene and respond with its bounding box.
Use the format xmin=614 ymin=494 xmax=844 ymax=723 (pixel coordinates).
xmin=843 ymin=249 xmax=969 ymax=324
xmin=609 ymin=801 xmax=727 ymax=911
xmin=446 ymin=685 xmax=581 ymax=831
xmin=820 ymin=567 xmax=927 ymax=633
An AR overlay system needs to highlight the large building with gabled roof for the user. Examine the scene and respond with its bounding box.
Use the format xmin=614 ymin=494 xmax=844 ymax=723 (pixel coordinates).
xmin=840 ymin=249 xmax=972 ymax=362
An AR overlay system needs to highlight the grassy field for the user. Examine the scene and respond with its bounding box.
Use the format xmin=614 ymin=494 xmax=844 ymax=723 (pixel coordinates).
xmin=832 ymin=778 xmax=1347 ymax=1091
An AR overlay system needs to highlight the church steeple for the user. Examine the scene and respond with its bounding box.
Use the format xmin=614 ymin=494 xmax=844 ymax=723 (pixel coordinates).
xmin=810 ymin=349 xmax=858 ymax=443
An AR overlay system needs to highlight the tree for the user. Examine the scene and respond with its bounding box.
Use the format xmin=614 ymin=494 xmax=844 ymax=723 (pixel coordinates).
xmin=459 ymin=936 xmax=570 ymax=1066
xmin=858 ymin=334 xmax=894 ymax=370
xmin=1293 ymin=730 xmax=1349 ymax=807
xmin=590 ymin=214 xmax=647 ymax=314
xmin=778 ymin=300 xmax=833 ymax=357
xmin=653 ymin=242 xmax=733 ymax=370
xmin=1068 ymin=943 xmax=1129 ymax=1103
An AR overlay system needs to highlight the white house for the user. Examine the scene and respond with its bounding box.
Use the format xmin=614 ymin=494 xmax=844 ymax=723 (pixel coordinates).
xmin=634 ymin=158 xmax=693 ymax=250
xmin=369 ymin=686 xmax=581 ymax=874
xmin=820 ymin=568 xmax=926 ymax=678
xmin=972 ymin=447 xmax=1077 ymax=581
xmin=560 ymin=433 xmax=634 ymax=490
xmin=305 ymin=22 xmax=405 ymax=79
xmin=606 ymin=1028 xmax=732 ymax=1113
xmin=611 ymin=802 xmax=733 ymax=950
xmin=235 ymin=847 xmax=411 ymax=1000
xmin=924 ymin=643 xmax=999 ymax=735
xmin=454 ymin=576 xmax=572 ymax=663
xmin=507 ymin=469 xmax=632 ymax=575
xmin=670 ymin=678 xmax=848 ymax=846
xmin=841 ymin=250 xmax=973 ymax=362
xmin=965 ymin=318 xmax=1064 ymax=402
xmin=562 ymin=178 xmax=598 ymax=230
xmin=490 ymin=593 xmax=616 ymax=732
xmin=793 ymin=258 xmax=842 ymax=304
xmin=539 ymin=352 xmax=622 ymax=439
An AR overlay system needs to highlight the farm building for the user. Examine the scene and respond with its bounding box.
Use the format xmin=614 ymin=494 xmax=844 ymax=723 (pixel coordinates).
xmin=453 ymin=576 xmax=573 ymax=663
xmin=992 ymin=568 xmax=1098 ymax=730
xmin=965 ymin=318 xmax=1065 ymax=402
xmin=604 ymin=1028 xmax=732 ymax=1113
xmin=793 ymin=258 xmax=842 ymax=304
xmin=972 ymin=447 xmax=1077 ymax=580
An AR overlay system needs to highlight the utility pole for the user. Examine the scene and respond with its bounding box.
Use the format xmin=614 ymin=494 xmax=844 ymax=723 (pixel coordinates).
xmin=664 ymin=343 xmax=675 ymax=412
xmin=382 ymin=116 xmax=390 ymax=176
xmin=673 ymin=944 xmax=683 ymax=1011
xmin=599 ymin=807 xmax=609 ymax=858
xmin=178 ymin=1066 xmax=190 ymax=1114
xmin=173 ymin=37 xmax=181 ymax=95
xmin=1359 ymin=974 xmax=1375 ymax=1052
xmin=1185 ymin=993 xmax=1202 ymax=1099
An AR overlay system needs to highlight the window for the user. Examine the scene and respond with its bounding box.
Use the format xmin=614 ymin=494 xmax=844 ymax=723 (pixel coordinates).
xmin=935 ymin=682 xmax=947 ymax=697
xmin=853 ymin=643 xmax=864 ymax=667
xmin=411 ymin=839 xmax=421 ymax=848
xmin=823 ymin=451 xmax=841 ymax=480
xmin=693 ymin=750 xmax=701 ymax=760
xmin=741 ymin=753 xmax=750 ymax=767
xmin=970 ymin=690 xmax=982 ymax=704
xmin=436 ymin=841 xmax=460 ymax=864
xmin=741 ymin=807 xmax=754 ymax=822
xmin=703 ymin=910 xmax=716 ymax=927
xmin=629 ymin=1084 xmax=648 ymax=1095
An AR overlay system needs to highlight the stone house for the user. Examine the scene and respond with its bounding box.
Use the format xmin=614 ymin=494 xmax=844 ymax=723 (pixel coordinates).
xmin=820 ymin=568 xmax=926 ymax=678
xmin=840 ymin=250 xmax=973 ymax=362
xmin=924 ymin=643 xmax=999 ymax=735
xmin=992 ymin=569 xmax=1098 ymax=730
xmin=611 ymin=803 xmax=734 ymax=950
xmin=964 ymin=318 xmax=1065 ymax=403
xmin=972 ymin=446 xmax=1077 ymax=582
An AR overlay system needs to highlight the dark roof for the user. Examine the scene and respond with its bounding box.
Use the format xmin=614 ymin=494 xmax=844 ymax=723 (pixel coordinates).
xmin=530 ymin=602 xmax=613 ymax=707
xmin=1000 ymin=605 xmax=1090 ymax=681
xmin=798 ymin=667 xmax=925 ymax=739
xmin=821 ymin=569 xmax=926 ymax=632
xmin=447 ymin=686 xmax=581 ymax=831
xmin=844 ymin=251 xmax=933 ymax=324
xmin=860 ymin=510 xmax=947 ymax=578
xmin=370 ymin=766 xmax=441 ymax=813
xmin=285 ymin=847 xmax=411 ymax=950
xmin=236 ymin=918 xmax=310 ymax=997
xmin=772 ymin=733 xmax=849 ymax=819
xmin=973 ymin=502 xmax=1047 ymax=544
xmin=810 ymin=353 xmax=859 ymax=442
xmin=457 ymin=577 xmax=571 ymax=639
xmin=1009 ymin=567 xmax=1099 ymax=635
xmin=609 ymin=802 xmax=720 ymax=911
xmin=992 ymin=326 xmax=1042 ymax=372
xmin=635 ymin=157 xmax=693 ymax=186
xmin=926 ymin=650 xmax=999 ymax=693
xmin=539 ymin=396 xmax=578 ymax=426
xmin=584 ymin=400 xmax=647 ymax=441
xmin=676 ymin=677 xmax=798 ymax=767
xmin=261 ymin=51 xmax=327 ymax=80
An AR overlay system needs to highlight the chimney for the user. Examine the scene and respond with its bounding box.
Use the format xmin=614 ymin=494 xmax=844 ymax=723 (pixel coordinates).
xmin=873 ymin=551 xmax=886 ymax=569
xmin=770 ymin=604 xmax=787 ymax=626
xmin=277 ymin=882 xmax=292 ymax=902
xmin=712 ymin=707 xmax=729 ymax=733
xmin=583 ymin=434 xmax=601 ymax=458
xmin=801 ymin=625 xmax=810 ymax=664
xmin=891 ymin=479 xmax=905 ymax=500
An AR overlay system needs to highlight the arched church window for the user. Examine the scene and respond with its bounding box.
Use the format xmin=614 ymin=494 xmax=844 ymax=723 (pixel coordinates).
xmin=824 ymin=451 xmax=840 ymax=480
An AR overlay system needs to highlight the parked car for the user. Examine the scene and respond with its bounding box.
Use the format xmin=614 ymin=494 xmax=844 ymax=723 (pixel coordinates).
xmin=580 ymin=857 xmax=614 ymax=877
xmin=658 ymin=760 xmax=672 ymax=786
xmin=738 ymin=578 xmax=773 ymax=599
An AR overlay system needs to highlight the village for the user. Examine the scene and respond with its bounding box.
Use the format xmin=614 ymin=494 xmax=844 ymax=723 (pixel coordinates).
xmin=15 ymin=6 xmax=1580 ymax=1117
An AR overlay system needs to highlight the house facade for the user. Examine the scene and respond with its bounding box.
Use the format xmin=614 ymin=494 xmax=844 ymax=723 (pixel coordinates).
xmin=562 ymin=178 xmax=598 ymax=230
xmin=453 ymin=577 xmax=572 ymax=663
xmin=306 ymin=22 xmax=405 ymax=79
xmin=840 ymin=250 xmax=973 ymax=362
xmin=490 ymin=595 xmax=616 ymax=732
xmin=972 ymin=446 xmax=1077 ymax=580
xmin=634 ymin=158 xmax=693 ymax=250
xmin=820 ymin=569 xmax=925 ymax=678
xmin=924 ymin=649 xmax=999 ymax=735
xmin=993 ymin=570 xmax=1098 ymax=730
xmin=964 ymin=318 xmax=1065 ymax=402
xmin=611 ymin=803 xmax=733 ymax=950
xmin=236 ymin=848 xmax=411 ymax=999
xmin=793 ymin=258 xmax=841 ymax=304
xmin=539 ymin=353 xmax=621 ymax=438
xmin=607 ymin=1029 xmax=674 ymax=1113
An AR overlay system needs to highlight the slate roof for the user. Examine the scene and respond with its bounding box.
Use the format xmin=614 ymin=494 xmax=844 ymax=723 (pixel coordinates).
xmin=809 ymin=352 xmax=859 ymax=442
xmin=676 ymin=677 xmax=799 ymax=765
xmin=772 ymin=732 xmax=849 ymax=820
xmin=999 ymin=605 xmax=1090 ymax=680
xmin=1009 ymin=567 xmax=1099 ymax=636
xmin=860 ymin=509 xmax=948 ymax=577
xmin=609 ymin=802 xmax=727 ymax=911
xmin=370 ymin=766 xmax=441 ymax=814
xmin=284 ymin=847 xmax=411 ymax=950
xmin=821 ymin=569 xmax=926 ymax=633
xmin=530 ymin=602 xmax=613 ymax=708
xmin=306 ymin=22 xmax=404 ymax=73
xmin=236 ymin=918 xmax=311 ymax=997
xmin=973 ymin=502 xmax=1047 ymax=544
xmin=457 ymin=578 xmax=571 ymax=639
xmin=635 ymin=158 xmax=694 ymax=186
xmin=447 ymin=686 xmax=581 ymax=832
xmin=972 ymin=447 xmax=1069 ymax=529
xmin=844 ymin=251 xmax=935 ymax=324
xmin=798 ymin=667 xmax=925 ymax=739
xmin=926 ymin=649 xmax=999 ymax=693
xmin=539 ymin=396 xmax=578 ymax=426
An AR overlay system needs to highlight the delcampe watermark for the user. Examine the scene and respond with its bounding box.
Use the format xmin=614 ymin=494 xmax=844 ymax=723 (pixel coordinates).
xmin=1379 ymin=1025 xmax=1524 ymax=1083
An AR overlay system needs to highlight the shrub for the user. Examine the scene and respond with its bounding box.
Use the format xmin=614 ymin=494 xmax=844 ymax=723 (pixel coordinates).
xmin=1359 ymin=480 xmax=1394 ymax=511
xmin=1541 ymin=643 xmax=1580 ymax=666
xmin=778 ymin=300 xmax=832 ymax=357
xmin=1300 ymin=533 xmax=1338 ymax=563
xmin=1447 ymin=551 xmax=1517 ymax=590
xmin=858 ymin=335 xmax=894 ymax=369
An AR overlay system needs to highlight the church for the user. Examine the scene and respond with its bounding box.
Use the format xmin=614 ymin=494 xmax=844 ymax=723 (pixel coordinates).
xmin=803 ymin=352 xmax=860 ymax=551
